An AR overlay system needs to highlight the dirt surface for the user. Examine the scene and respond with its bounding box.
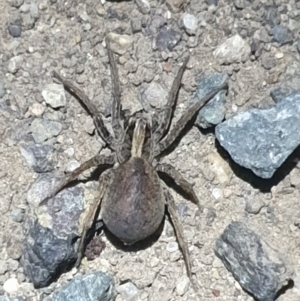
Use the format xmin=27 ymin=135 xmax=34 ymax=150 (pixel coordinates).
xmin=1 ymin=0 xmax=300 ymax=300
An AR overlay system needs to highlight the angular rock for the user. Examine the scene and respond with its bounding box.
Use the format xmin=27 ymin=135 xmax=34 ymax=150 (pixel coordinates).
xmin=215 ymin=222 xmax=293 ymax=301
xmin=42 ymin=83 xmax=66 ymax=109
xmin=189 ymin=73 xmax=228 ymax=128
xmin=135 ymin=0 xmax=150 ymax=14
xmin=20 ymin=143 xmax=54 ymax=173
xmin=215 ymin=92 xmax=300 ymax=178
xmin=106 ymin=33 xmax=133 ymax=55
xmin=8 ymin=56 xmax=23 ymax=74
xmin=156 ymin=27 xmax=182 ymax=51
xmin=21 ymin=220 xmax=78 ymax=288
xmin=117 ymin=282 xmax=139 ymax=299
xmin=52 ymin=272 xmax=114 ymax=301
xmin=183 ymin=13 xmax=198 ymax=35
xmin=141 ymin=82 xmax=168 ymax=110
xmin=30 ymin=119 xmax=62 ymax=143
xmin=21 ymin=173 xmax=85 ymax=288
xmin=213 ymin=35 xmax=251 ymax=65
xmin=271 ymin=25 xmax=294 ymax=45
xmin=8 ymin=24 xmax=22 ymax=38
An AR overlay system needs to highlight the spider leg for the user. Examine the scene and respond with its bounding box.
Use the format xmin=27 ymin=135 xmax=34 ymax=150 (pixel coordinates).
xmin=52 ymin=71 xmax=114 ymax=148
xmin=156 ymin=163 xmax=202 ymax=212
xmin=76 ymin=169 xmax=113 ymax=268
xmin=153 ymin=56 xmax=189 ymax=144
xmin=154 ymin=83 xmax=228 ymax=157
xmin=163 ymin=187 xmax=192 ymax=279
xmin=106 ymin=39 xmax=123 ymax=142
xmin=39 ymin=154 xmax=114 ymax=206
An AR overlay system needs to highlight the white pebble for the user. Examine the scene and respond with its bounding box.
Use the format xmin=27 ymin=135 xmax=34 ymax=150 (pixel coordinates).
xmin=65 ymin=160 xmax=80 ymax=172
xmin=176 ymin=275 xmax=190 ymax=296
xmin=212 ymin=188 xmax=223 ymax=200
xmin=166 ymin=241 xmax=179 ymax=252
xmin=183 ymin=13 xmax=198 ymax=35
xmin=3 ymin=278 xmax=19 ymax=294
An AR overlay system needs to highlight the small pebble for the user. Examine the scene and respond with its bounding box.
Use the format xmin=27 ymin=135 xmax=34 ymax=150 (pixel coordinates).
xmin=176 ymin=275 xmax=190 ymax=296
xmin=42 ymin=83 xmax=66 ymax=109
xmin=3 ymin=278 xmax=19 ymax=294
xmin=8 ymin=259 xmax=19 ymax=271
xmin=183 ymin=13 xmax=198 ymax=35
xmin=8 ymin=56 xmax=23 ymax=74
xmin=11 ymin=208 xmax=25 ymax=223
xmin=8 ymin=24 xmax=22 ymax=38
xmin=106 ymin=33 xmax=133 ymax=55
xmin=65 ymin=160 xmax=80 ymax=172
xmin=117 ymin=282 xmax=139 ymax=299
xmin=166 ymin=241 xmax=179 ymax=252
xmin=212 ymin=188 xmax=223 ymax=200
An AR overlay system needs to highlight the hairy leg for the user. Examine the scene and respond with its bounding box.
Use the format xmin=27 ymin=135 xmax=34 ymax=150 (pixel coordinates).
xmin=39 ymin=154 xmax=114 ymax=206
xmin=153 ymin=56 xmax=189 ymax=143
xmin=154 ymin=83 xmax=228 ymax=157
xmin=163 ymin=188 xmax=192 ymax=279
xmin=156 ymin=163 xmax=202 ymax=212
xmin=106 ymin=39 xmax=123 ymax=142
xmin=76 ymin=169 xmax=113 ymax=267
xmin=52 ymin=71 xmax=114 ymax=148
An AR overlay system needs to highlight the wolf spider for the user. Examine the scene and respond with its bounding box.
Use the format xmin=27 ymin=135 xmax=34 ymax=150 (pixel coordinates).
xmin=40 ymin=40 xmax=227 ymax=282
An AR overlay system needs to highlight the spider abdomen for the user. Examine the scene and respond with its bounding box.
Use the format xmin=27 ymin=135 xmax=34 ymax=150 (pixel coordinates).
xmin=102 ymin=157 xmax=165 ymax=244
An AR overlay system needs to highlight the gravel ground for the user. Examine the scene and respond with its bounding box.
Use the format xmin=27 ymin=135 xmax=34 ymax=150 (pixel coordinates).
xmin=1 ymin=0 xmax=300 ymax=300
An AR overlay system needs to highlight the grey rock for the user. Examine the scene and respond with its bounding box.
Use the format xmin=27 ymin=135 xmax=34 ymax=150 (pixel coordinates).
xmin=30 ymin=119 xmax=62 ymax=143
xmin=270 ymin=76 xmax=300 ymax=103
xmin=21 ymin=220 xmax=78 ymax=288
xmin=8 ymin=56 xmax=23 ymax=74
xmin=141 ymin=82 xmax=168 ymax=110
xmin=131 ymin=18 xmax=142 ymax=33
xmin=106 ymin=33 xmax=133 ymax=55
xmin=182 ymin=13 xmax=198 ymax=35
xmin=117 ymin=282 xmax=139 ymax=299
xmin=213 ymin=35 xmax=251 ymax=65
xmin=7 ymin=0 xmax=24 ymax=7
xmin=8 ymin=24 xmax=22 ymax=38
xmin=20 ymin=143 xmax=54 ymax=173
xmin=22 ymin=13 xmax=36 ymax=30
xmin=264 ymin=6 xmax=280 ymax=27
xmin=135 ymin=0 xmax=150 ymax=14
xmin=42 ymin=83 xmax=66 ymax=109
xmin=190 ymin=73 xmax=228 ymax=128
xmin=11 ymin=208 xmax=25 ymax=223
xmin=215 ymin=92 xmax=300 ymax=178
xmin=234 ymin=0 xmax=245 ymax=9
xmin=30 ymin=3 xmax=39 ymax=20
xmin=261 ymin=53 xmax=276 ymax=70
xmin=297 ymin=40 xmax=300 ymax=53
xmin=22 ymin=173 xmax=85 ymax=288
xmin=271 ymin=25 xmax=294 ymax=45
xmin=53 ymin=272 xmax=114 ymax=301
xmin=0 ymin=83 xmax=6 ymax=98
xmin=156 ymin=27 xmax=182 ymax=51
xmin=215 ymin=221 xmax=293 ymax=301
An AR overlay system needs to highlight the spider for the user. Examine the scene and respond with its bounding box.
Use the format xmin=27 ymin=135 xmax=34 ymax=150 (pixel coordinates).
xmin=40 ymin=39 xmax=227 ymax=282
